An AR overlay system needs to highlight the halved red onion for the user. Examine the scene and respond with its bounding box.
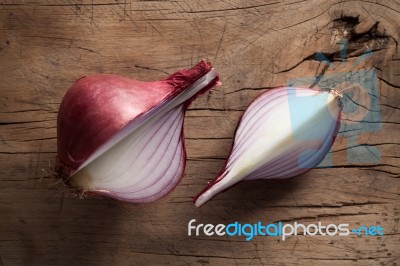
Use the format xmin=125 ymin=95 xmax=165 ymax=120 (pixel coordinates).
xmin=56 ymin=60 xmax=220 ymax=202
xmin=194 ymin=87 xmax=342 ymax=207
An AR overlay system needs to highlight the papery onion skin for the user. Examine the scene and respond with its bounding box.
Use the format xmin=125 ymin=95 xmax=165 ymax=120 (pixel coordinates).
xmin=56 ymin=61 xmax=219 ymax=202
xmin=194 ymin=87 xmax=342 ymax=207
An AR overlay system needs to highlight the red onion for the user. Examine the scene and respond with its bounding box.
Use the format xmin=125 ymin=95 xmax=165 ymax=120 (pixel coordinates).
xmin=56 ymin=60 xmax=220 ymax=202
xmin=194 ymin=87 xmax=342 ymax=207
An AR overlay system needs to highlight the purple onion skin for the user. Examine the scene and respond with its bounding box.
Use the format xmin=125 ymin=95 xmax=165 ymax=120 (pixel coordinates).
xmin=56 ymin=61 xmax=219 ymax=178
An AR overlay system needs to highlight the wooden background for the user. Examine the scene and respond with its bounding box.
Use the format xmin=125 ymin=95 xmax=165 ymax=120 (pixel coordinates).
xmin=0 ymin=0 xmax=399 ymax=265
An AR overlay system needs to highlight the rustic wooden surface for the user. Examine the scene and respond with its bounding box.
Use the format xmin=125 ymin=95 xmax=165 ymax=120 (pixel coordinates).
xmin=0 ymin=0 xmax=399 ymax=265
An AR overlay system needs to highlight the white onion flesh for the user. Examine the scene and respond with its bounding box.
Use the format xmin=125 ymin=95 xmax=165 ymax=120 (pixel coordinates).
xmin=69 ymin=69 xmax=218 ymax=202
xmin=194 ymin=87 xmax=342 ymax=207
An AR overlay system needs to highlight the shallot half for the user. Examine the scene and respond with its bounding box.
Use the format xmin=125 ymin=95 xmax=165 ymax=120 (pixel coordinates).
xmin=56 ymin=60 xmax=220 ymax=202
xmin=194 ymin=87 xmax=342 ymax=207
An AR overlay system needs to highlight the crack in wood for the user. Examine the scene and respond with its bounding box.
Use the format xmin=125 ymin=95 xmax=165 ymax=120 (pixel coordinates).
xmin=129 ymin=249 xmax=250 ymax=260
xmin=185 ymin=2 xmax=281 ymax=14
xmin=131 ymin=64 xmax=170 ymax=75
xmin=273 ymin=212 xmax=378 ymax=224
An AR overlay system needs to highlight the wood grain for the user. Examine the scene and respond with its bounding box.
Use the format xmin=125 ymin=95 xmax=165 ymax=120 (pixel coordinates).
xmin=0 ymin=0 xmax=399 ymax=265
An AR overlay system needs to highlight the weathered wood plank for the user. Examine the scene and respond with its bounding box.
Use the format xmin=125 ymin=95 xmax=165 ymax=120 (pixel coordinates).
xmin=0 ymin=0 xmax=399 ymax=265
